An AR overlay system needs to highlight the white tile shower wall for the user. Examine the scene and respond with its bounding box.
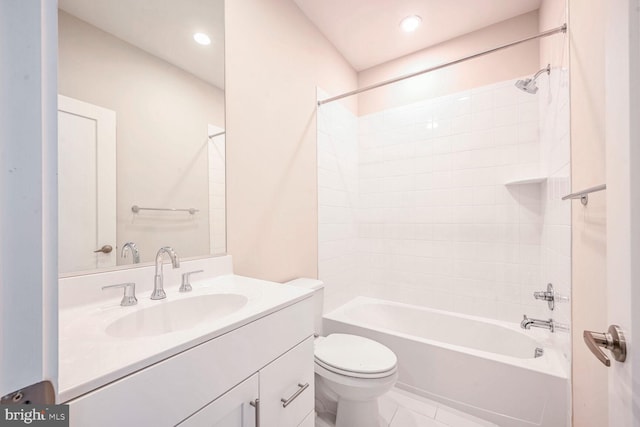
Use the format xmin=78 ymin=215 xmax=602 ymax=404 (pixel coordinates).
xmin=317 ymin=90 xmax=360 ymax=311
xmin=356 ymin=79 xmax=546 ymax=322
xmin=539 ymin=39 xmax=571 ymax=366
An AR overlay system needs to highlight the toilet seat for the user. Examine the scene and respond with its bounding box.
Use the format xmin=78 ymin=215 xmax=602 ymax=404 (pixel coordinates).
xmin=315 ymin=358 xmax=397 ymax=379
xmin=314 ymin=334 xmax=397 ymax=379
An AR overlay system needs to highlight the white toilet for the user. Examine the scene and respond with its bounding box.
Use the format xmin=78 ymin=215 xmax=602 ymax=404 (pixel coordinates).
xmin=287 ymin=279 xmax=398 ymax=427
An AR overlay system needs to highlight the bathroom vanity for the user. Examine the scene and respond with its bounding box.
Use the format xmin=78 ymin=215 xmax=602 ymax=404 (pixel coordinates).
xmin=59 ymin=256 xmax=315 ymax=426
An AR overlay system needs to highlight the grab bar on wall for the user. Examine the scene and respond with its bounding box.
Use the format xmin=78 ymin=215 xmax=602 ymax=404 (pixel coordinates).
xmin=131 ymin=205 xmax=199 ymax=215
xmin=561 ymin=184 xmax=606 ymax=206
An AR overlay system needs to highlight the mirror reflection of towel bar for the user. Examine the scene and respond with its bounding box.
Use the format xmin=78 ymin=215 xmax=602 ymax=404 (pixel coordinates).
xmin=208 ymin=131 xmax=225 ymax=139
xmin=561 ymin=184 xmax=606 ymax=206
xmin=131 ymin=205 xmax=198 ymax=215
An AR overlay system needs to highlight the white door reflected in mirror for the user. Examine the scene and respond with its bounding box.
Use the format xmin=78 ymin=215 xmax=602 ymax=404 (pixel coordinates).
xmin=58 ymin=95 xmax=116 ymax=274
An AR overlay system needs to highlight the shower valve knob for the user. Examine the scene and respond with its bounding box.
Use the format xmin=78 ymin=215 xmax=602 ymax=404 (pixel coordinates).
xmin=533 ymin=283 xmax=555 ymax=310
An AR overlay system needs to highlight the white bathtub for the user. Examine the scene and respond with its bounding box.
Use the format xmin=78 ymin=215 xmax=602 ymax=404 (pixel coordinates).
xmin=323 ymin=297 xmax=568 ymax=427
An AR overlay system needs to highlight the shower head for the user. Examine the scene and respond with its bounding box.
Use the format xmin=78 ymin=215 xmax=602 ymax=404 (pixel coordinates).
xmin=515 ymin=78 xmax=539 ymax=94
xmin=515 ymin=64 xmax=551 ymax=94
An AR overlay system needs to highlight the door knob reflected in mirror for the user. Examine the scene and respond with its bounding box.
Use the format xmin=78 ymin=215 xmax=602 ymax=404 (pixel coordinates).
xmin=583 ymin=325 xmax=626 ymax=367
xmin=93 ymin=245 xmax=113 ymax=254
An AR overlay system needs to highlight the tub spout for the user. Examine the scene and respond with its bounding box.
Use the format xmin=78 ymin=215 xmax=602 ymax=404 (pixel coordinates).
xmin=521 ymin=315 xmax=556 ymax=332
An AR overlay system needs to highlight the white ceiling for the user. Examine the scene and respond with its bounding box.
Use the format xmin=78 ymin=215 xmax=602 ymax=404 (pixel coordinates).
xmin=294 ymin=0 xmax=542 ymax=71
xmin=58 ymin=0 xmax=540 ymax=87
xmin=58 ymin=0 xmax=225 ymax=89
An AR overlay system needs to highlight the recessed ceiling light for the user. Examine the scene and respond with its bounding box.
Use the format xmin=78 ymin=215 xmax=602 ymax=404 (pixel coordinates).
xmin=400 ymin=15 xmax=422 ymax=33
xmin=193 ymin=33 xmax=211 ymax=46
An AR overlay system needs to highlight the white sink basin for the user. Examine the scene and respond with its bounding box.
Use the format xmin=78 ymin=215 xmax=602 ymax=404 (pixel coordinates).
xmin=105 ymin=294 xmax=248 ymax=338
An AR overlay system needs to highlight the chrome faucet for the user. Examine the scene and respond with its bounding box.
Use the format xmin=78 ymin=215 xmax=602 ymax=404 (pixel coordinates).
xmin=521 ymin=315 xmax=568 ymax=333
xmin=120 ymin=241 xmax=140 ymax=264
xmin=151 ymin=246 xmax=180 ymax=300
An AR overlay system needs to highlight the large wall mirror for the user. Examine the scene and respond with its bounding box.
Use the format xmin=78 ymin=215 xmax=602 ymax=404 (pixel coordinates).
xmin=57 ymin=0 xmax=225 ymax=275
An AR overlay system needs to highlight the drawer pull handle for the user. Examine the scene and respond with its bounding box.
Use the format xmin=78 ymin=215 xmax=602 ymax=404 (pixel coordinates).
xmin=280 ymin=383 xmax=309 ymax=408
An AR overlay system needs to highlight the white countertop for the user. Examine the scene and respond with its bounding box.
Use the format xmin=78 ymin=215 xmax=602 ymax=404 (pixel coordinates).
xmin=58 ymin=274 xmax=311 ymax=402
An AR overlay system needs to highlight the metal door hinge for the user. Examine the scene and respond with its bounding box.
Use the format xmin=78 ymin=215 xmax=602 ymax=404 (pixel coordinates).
xmin=1 ymin=380 xmax=55 ymax=405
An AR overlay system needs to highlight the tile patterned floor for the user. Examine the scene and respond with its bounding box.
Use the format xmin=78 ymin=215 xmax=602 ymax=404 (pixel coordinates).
xmin=316 ymin=387 xmax=498 ymax=427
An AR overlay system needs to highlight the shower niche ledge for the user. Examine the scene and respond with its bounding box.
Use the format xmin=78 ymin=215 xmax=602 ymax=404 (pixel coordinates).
xmin=504 ymin=176 xmax=548 ymax=186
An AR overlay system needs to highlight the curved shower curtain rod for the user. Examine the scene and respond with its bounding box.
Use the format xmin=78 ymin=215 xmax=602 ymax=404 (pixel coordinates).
xmin=317 ymin=23 xmax=567 ymax=106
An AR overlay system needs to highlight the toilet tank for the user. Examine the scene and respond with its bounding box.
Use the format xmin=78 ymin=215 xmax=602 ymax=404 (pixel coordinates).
xmin=285 ymin=278 xmax=324 ymax=336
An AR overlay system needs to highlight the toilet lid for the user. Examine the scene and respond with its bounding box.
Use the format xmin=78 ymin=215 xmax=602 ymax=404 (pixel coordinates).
xmin=314 ymin=334 xmax=397 ymax=375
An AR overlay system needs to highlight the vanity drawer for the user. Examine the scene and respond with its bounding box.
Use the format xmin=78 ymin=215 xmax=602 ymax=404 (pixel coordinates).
xmin=259 ymin=336 xmax=314 ymax=427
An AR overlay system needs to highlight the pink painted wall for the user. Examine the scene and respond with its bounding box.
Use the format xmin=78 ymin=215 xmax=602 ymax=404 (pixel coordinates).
xmin=539 ymin=0 xmax=567 ymax=67
xmin=225 ymin=0 xmax=357 ymax=282
xmin=566 ymin=0 xmax=609 ymax=426
xmin=357 ymin=11 xmax=541 ymax=115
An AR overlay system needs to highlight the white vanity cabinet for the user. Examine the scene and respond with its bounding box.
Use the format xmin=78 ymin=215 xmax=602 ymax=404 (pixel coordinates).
xmin=178 ymin=375 xmax=259 ymax=427
xmin=258 ymin=337 xmax=314 ymax=426
xmin=299 ymin=412 xmax=316 ymax=427
xmin=180 ymin=337 xmax=314 ymax=427
xmin=65 ymin=297 xmax=314 ymax=427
